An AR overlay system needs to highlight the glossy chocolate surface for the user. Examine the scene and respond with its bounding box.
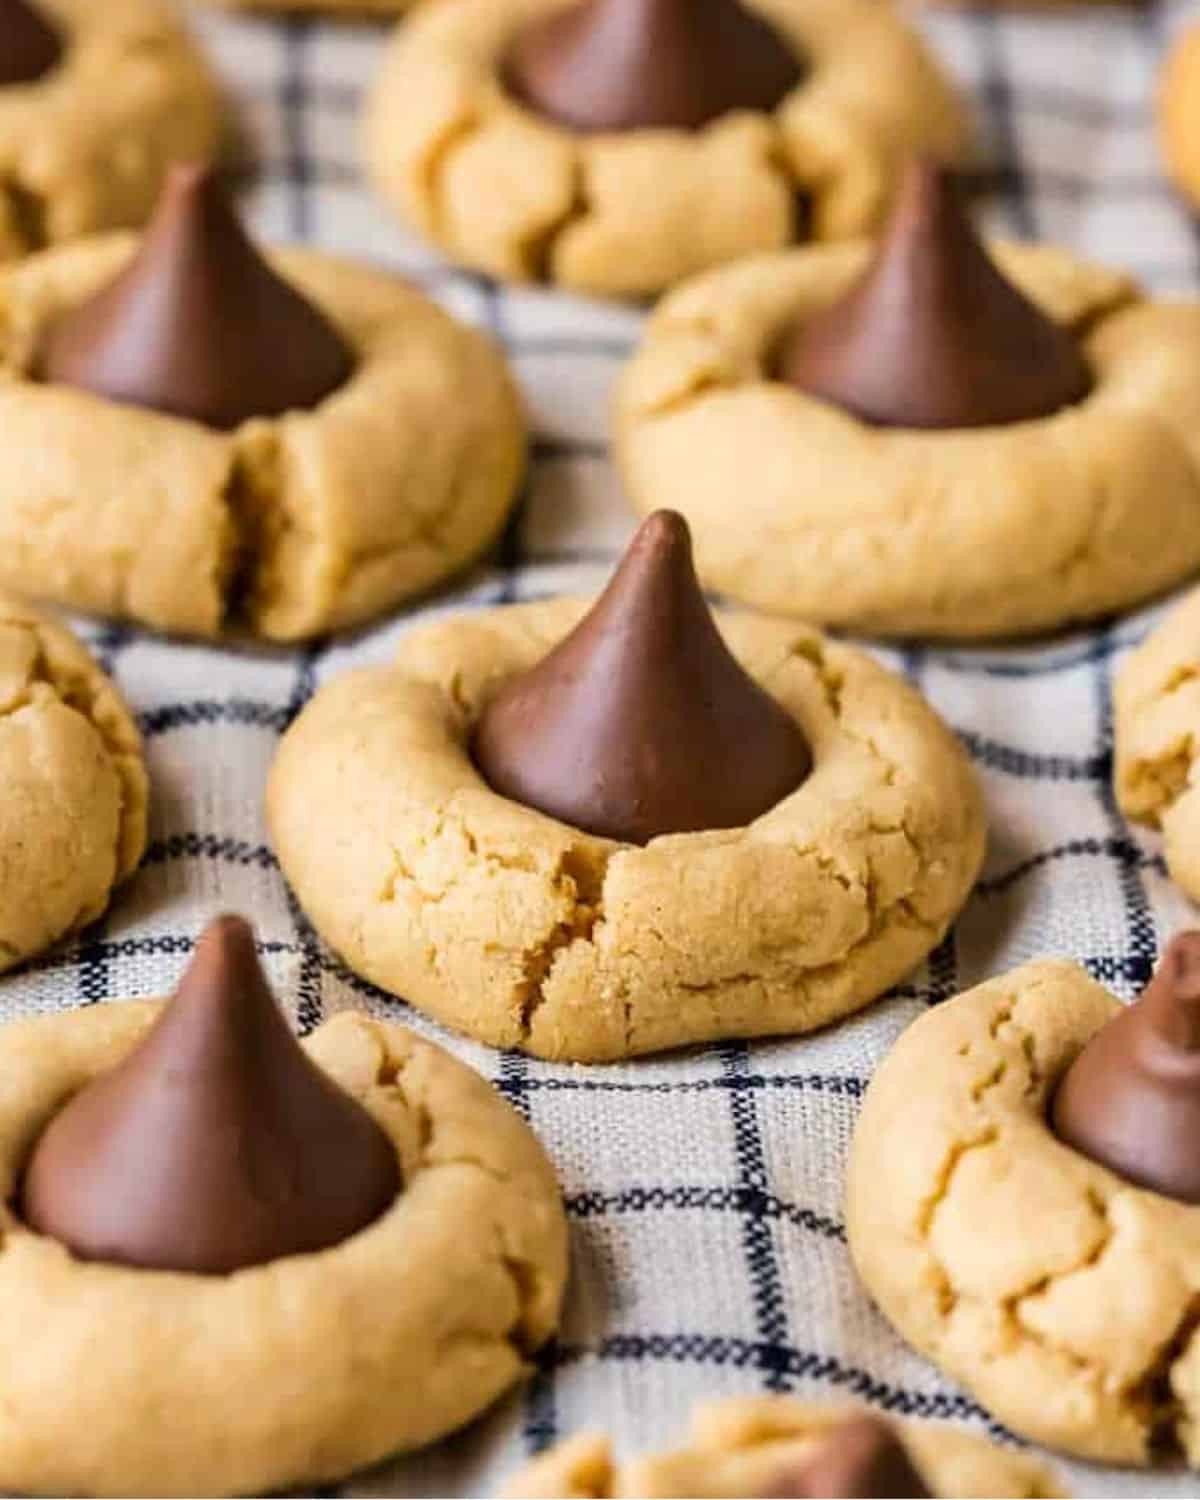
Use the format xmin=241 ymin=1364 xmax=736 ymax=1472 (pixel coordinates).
xmin=1052 ymin=931 xmax=1200 ymax=1203
xmin=38 ymin=163 xmax=354 ymax=429
xmin=777 ymin=157 xmax=1092 ymax=429
xmin=21 ymin=915 xmax=400 ymax=1274
xmin=473 ymin=509 xmax=812 ymax=844
xmin=0 ymin=0 xmax=61 ymax=87
xmin=505 ymin=0 xmax=803 ymax=133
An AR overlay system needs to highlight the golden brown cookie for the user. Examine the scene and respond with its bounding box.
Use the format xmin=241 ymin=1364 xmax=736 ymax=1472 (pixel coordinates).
xmin=0 ymin=236 xmax=526 ymax=641
xmin=0 ymin=0 xmax=219 ymax=263
xmin=0 ymin=591 xmax=146 ymax=971
xmin=363 ymin=0 xmax=970 ymax=299
xmin=0 ymin=1000 xmax=567 ymax=1496
xmin=1160 ymin=22 xmax=1200 ymax=212
xmin=615 ymin=241 xmax=1200 ymax=638
xmin=847 ymin=959 xmax=1200 ymax=1467
xmin=504 ymin=1396 xmax=1063 ymax=1498
xmin=1114 ymin=586 xmax=1200 ymax=903
xmin=267 ymin=599 xmax=985 ymax=1061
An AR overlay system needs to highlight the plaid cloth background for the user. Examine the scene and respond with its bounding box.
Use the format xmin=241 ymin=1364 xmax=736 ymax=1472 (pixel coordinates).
xmin=7 ymin=2 xmax=1200 ymax=1494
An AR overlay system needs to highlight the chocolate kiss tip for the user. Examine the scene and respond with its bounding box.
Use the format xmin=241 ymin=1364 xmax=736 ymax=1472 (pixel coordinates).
xmin=472 ymin=508 xmax=812 ymax=844
xmin=0 ymin=0 xmax=61 ymax=88
xmin=19 ymin=914 xmax=400 ymax=1274
xmin=767 ymin=1416 xmax=931 ymax=1499
xmin=632 ymin=505 xmax=689 ymax=552
xmin=1051 ymin=931 xmax=1200 ymax=1203
xmin=503 ymin=0 xmax=804 ymax=135
xmin=776 ymin=154 xmax=1093 ymax=430
xmin=37 ymin=161 xmax=354 ymax=430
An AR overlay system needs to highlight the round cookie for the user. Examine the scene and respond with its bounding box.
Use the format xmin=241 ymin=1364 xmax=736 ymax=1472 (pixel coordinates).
xmin=267 ymin=597 xmax=985 ymax=1062
xmin=615 ymin=236 xmax=1200 ymax=637
xmin=0 ymin=185 xmax=526 ymax=642
xmin=0 ymin=0 xmax=219 ymax=263
xmin=0 ymin=991 xmax=567 ymax=1495
xmin=505 ymin=1396 xmax=1063 ymax=1498
xmin=1114 ymin=585 xmax=1200 ymax=904
xmin=362 ymin=0 xmax=970 ymax=299
xmin=847 ymin=958 xmax=1200 ymax=1468
xmin=0 ymin=591 xmax=146 ymax=972
xmin=1159 ymin=22 xmax=1200 ymax=215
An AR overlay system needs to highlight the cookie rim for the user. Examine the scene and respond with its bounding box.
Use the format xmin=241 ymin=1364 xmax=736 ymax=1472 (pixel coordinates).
xmin=0 ymin=1001 xmax=567 ymax=1496
xmin=362 ymin=0 xmax=971 ymax=296
xmin=615 ymin=237 xmax=1200 ymax=637
xmin=0 ymin=0 xmax=220 ymax=262
xmin=1114 ymin=584 xmax=1200 ymax=903
xmin=267 ymin=598 xmax=986 ymax=1061
xmin=0 ymin=590 xmax=147 ymax=973
xmin=0 ymin=235 xmax=526 ymax=641
xmin=847 ymin=958 xmax=1200 ymax=1466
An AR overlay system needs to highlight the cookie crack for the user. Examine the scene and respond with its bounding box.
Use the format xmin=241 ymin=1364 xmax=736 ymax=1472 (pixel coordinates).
xmin=516 ymin=845 xmax=610 ymax=1041
xmin=1122 ymin=675 xmax=1200 ymax=824
xmin=5 ymin=621 xmax=143 ymax=891
xmin=0 ymin=176 xmax=49 ymax=257
xmin=374 ymin=1042 xmax=553 ymax=1361
xmin=1137 ymin=1294 xmax=1200 ymax=1458
xmin=516 ymin=156 xmax=585 ymax=283
xmin=915 ymin=1006 xmax=1200 ymax=1456
xmin=913 ymin=996 xmax=1023 ymax=1316
xmin=377 ymin=813 xmax=611 ymax=1045
xmin=421 ymin=109 xmax=485 ymax=245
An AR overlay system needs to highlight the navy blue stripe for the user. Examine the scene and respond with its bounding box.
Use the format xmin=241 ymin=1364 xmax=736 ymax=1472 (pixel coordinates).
xmin=977 ymin=837 xmax=1166 ymax=897
xmin=489 ymin=1072 xmax=866 ymax=1098
xmin=74 ymin=625 xmax=133 ymax=1010
xmin=279 ymin=20 xmax=313 ymax=241
xmin=934 ymin=631 xmax=1133 ymax=679
xmin=975 ymin=9 xmax=1038 ymax=240
xmin=565 ymin=1184 xmax=845 ymax=1242
xmin=142 ymin=834 xmax=278 ymax=870
xmin=542 ymin=1335 xmax=1006 ymax=1433
xmin=719 ymin=1043 xmax=794 ymax=1394
xmin=1092 ymin=625 xmax=1158 ymax=993
xmin=956 ymin=731 xmax=1105 ymax=782
xmin=283 ymin=646 xmax=327 ymax=1036
xmin=138 ymin=699 xmax=291 ymax=738
xmin=26 ymin=932 xmax=403 ymax=1005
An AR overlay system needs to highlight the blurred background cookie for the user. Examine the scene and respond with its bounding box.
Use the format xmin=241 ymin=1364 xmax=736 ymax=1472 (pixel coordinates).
xmin=0 ymin=0 xmax=219 ymax=262
xmin=0 ymin=592 xmax=146 ymax=973
xmin=1160 ymin=20 xmax=1200 ymax=214
xmin=364 ymin=0 xmax=971 ymax=298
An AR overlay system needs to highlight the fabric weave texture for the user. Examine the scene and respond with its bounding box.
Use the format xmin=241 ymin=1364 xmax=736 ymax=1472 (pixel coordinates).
xmin=8 ymin=3 xmax=1200 ymax=1495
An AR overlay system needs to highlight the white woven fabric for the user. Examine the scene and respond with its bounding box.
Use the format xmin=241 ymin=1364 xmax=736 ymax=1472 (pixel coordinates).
xmin=8 ymin=3 xmax=1200 ymax=1494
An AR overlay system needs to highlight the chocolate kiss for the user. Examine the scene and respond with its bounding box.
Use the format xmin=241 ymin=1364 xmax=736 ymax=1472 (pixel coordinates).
xmin=1052 ymin=932 xmax=1200 ymax=1204
xmin=37 ymin=162 xmax=354 ymax=430
xmin=20 ymin=916 xmax=400 ymax=1274
xmin=0 ymin=0 xmax=61 ymax=87
xmin=767 ymin=1416 xmax=931 ymax=1498
xmin=504 ymin=0 xmax=804 ymax=134
xmin=776 ymin=157 xmax=1092 ymax=429
xmin=473 ymin=510 xmax=812 ymax=844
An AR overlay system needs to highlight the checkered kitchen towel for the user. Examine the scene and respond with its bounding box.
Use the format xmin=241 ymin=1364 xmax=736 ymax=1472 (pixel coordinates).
xmin=8 ymin=2 xmax=1200 ymax=1494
